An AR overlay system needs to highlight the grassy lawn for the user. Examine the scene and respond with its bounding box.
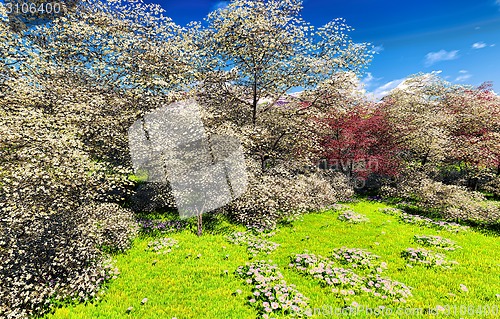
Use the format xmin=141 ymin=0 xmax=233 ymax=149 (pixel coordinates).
xmin=45 ymin=201 xmax=500 ymax=318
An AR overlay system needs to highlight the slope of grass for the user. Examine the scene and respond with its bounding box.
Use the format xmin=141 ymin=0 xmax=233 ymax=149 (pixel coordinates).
xmin=45 ymin=201 xmax=500 ymax=318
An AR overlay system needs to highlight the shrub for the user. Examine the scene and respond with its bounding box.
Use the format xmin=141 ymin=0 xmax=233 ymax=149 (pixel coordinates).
xmin=82 ymin=203 xmax=139 ymax=253
xmin=289 ymin=254 xmax=364 ymax=291
xmin=337 ymin=211 xmax=369 ymax=223
xmin=225 ymin=166 xmax=353 ymax=230
xmin=321 ymin=171 xmax=356 ymax=203
xmin=330 ymin=247 xmax=387 ymax=272
xmin=413 ymin=235 xmax=461 ymax=251
xmin=0 ymin=102 xmax=138 ymax=316
xmin=0 ymin=0 xmax=194 ymax=317
xmin=235 ymin=260 xmax=311 ymax=317
xmin=379 ymin=208 xmax=470 ymax=232
xmin=0 ymin=204 xmax=127 ymax=318
xmin=289 ymin=253 xmax=411 ymax=303
xmin=482 ymin=176 xmax=500 ymax=199
xmin=227 ymin=231 xmax=280 ymax=257
xmin=129 ymin=182 xmax=176 ymax=213
xmin=382 ymin=170 xmax=500 ymax=225
xmin=0 ymin=60 xmax=139 ymax=319
xmin=361 ymin=274 xmax=412 ymax=303
xmin=401 ymin=248 xmax=458 ymax=269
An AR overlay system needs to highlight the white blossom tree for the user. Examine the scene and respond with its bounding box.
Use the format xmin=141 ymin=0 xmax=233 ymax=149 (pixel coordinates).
xmin=197 ymin=0 xmax=372 ymax=126
xmin=189 ymin=0 xmax=368 ymax=226
xmin=0 ymin=0 xmax=197 ymax=317
xmin=382 ymin=73 xmax=455 ymax=168
xmin=193 ymin=0 xmax=372 ymax=166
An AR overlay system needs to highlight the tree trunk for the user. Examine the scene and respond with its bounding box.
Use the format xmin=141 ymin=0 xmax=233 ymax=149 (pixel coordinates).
xmin=252 ymin=75 xmax=258 ymax=126
xmin=197 ymin=213 xmax=203 ymax=237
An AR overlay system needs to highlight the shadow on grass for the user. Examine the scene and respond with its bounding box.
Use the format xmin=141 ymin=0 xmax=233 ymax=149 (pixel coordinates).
xmin=136 ymin=209 xmax=241 ymax=238
xmin=374 ymin=196 xmax=500 ymax=237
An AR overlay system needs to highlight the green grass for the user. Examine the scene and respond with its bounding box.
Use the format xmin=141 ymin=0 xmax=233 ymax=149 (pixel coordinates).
xmin=45 ymin=201 xmax=500 ymax=319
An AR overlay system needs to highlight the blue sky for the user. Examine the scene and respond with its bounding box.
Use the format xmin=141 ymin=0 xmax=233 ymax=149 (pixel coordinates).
xmin=151 ymin=0 xmax=500 ymax=97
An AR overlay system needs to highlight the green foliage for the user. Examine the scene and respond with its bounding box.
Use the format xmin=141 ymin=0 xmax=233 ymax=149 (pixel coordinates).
xmin=128 ymin=171 xmax=149 ymax=183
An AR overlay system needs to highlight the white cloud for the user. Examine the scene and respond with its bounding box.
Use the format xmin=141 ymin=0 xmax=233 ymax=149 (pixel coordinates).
xmin=425 ymin=50 xmax=459 ymax=67
xmin=211 ymin=1 xmax=229 ymax=10
xmin=372 ymin=45 xmax=384 ymax=54
xmin=361 ymin=73 xmax=375 ymax=86
xmin=367 ymin=71 xmax=443 ymax=100
xmin=367 ymin=78 xmax=406 ymax=100
xmin=360 ymin=72 xmax=383 ymax=89
xmin=472 ymin=42 xmax=487 ymax=49
xmin=455 ymin=70 xmax=472 ymax=82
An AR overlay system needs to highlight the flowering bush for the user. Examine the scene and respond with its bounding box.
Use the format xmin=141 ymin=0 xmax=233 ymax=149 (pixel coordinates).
xmin=378 ymin=207 xmax=404 ymax=216
xmin=227 ymin=231 xmax=280 ymax=257
xmin=235 ymin=260 xmax=311 ymax=317
xmin=378 ymin=207 xmax=469 ymax=232
xmin=330 ymin=247 xmax=387 ymax=273
xmin=413 ymin=235 xmax=461 ymax=251
xmin=338 ymin=211 xmax=369 ymax=223
xmin=289 ymin=253 xmax=364 ymax=291
xmin=289 ymin=253 xmax=412 ymax=303
xmin=399 ymin=213 xmax=469 ymax=232
xmin=83 ymin=203 xmax=139 ymax=253
xmin=198 ymin=0 xmax=366 ymax=230
xmin=482 ymin=176 xmax=500 ymax=199
xmin=0 ymin=0 xmax=185 ymax=316
xmin=382 ymin=171 xmax=500 ymax=225
xmin=224 ymin=169 xmax=354 ymax=230
xmin=145 ymin=238 xmax=179 ymax=254
xmin=401 ymin=248 xmax=458 ymax=269
xmin=0 ymin=206 xmax=127 ymax=319
xmin=319 ymin=104 xmax=401 ymax=181
xmin=129 ymin=182 xmax=176 ymax=213
xmin=360 ymin=274 xmax=412 ymax=303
